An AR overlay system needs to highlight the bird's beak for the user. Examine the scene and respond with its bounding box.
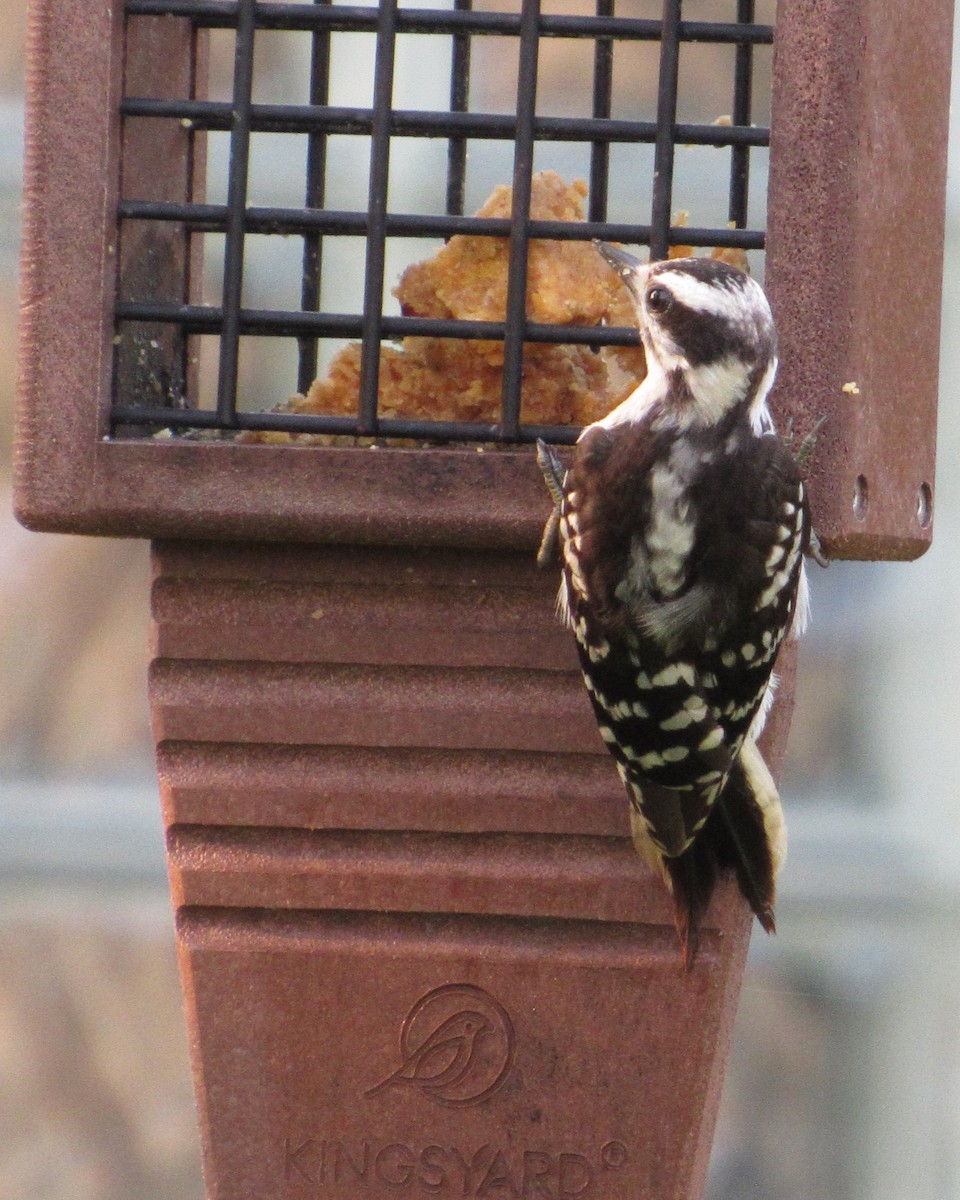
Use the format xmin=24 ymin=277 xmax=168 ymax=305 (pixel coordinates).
xmin=594 ymin=241 xmax=649 ymax=303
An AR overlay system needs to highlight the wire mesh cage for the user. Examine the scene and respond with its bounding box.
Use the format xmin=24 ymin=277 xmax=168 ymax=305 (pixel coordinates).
xmin=15 ymin=0 xmax=951 ymax=553
xmin=114 ymin=0 xmax=774 ymax=444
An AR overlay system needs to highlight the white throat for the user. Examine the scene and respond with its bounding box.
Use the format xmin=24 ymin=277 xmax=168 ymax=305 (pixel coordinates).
xmin=585 ymin=357 xmax=671 ymax=437
xmin=584 ymin=352 xmax=777 ymax=439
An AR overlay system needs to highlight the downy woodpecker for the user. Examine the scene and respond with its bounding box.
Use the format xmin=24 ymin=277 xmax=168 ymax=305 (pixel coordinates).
xmin=542 ymin=243 xmax=816 ymax=966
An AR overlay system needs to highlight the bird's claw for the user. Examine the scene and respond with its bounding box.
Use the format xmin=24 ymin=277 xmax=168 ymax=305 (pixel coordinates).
xmin=808 ymin=525 xmax=830 ymax=568
xmin=536 ymin=439 xmax=566 ymax=504
xmin=782 ymin=413 xmax=828 ymax=473
xmin=779 ymin=420 xmax=830 ymax=566
xmin=535 ymin=439 xmax=567 ymax=569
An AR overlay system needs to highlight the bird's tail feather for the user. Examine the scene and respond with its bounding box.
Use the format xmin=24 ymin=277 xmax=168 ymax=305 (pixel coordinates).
xmin=664 ymin=842 xmax=721 ymax=970
xmin=663 ymin=743 xmax=784 ymax=969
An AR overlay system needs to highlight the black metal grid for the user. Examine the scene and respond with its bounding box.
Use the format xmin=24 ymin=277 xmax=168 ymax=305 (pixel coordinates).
xmin=114 ymin=0 xmax=773 ymax=445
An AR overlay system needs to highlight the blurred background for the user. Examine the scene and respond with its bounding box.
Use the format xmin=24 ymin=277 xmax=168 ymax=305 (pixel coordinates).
xmin=2 ymin=2 xmax=959 ymax=1198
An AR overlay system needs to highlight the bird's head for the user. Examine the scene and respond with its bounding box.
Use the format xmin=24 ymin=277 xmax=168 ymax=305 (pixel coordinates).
xmin=596 ymin=242 xmax=778 ymax=432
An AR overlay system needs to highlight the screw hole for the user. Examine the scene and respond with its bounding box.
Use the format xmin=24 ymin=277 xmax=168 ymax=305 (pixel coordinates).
xmin=853 ymin=474 xmax=869 ymax=520
xmin=917 ymin=482 xmax=933 ymax=529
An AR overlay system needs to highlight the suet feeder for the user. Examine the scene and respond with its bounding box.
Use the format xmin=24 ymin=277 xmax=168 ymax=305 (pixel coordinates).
xmin=14 ymin=1 xmax=950 ymax=1197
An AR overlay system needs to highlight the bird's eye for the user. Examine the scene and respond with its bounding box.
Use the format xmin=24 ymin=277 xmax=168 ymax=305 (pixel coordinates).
xmin=645 ymin=285 xmax=673 ymax=315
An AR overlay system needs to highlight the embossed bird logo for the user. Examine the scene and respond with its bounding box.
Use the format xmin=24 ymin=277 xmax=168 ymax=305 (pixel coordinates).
xmin=365 ymin=1009 xmax=493 ymax=1100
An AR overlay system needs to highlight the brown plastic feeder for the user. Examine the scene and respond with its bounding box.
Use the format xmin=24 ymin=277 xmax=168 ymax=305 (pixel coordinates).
xmin=14 ymin=1 xmax=950 ymax=1197
xmin=151 ymin=535 xmax=765 ymax=1198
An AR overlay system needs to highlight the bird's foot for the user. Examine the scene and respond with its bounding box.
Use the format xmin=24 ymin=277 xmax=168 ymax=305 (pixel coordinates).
xmin=782 ymin=413 xmax=828 ymax=473
xmin=536 ymin=439 xmax=566 ymax=504
xmin=808 ymin=525 xmax=830 ymax=568
xmin=535 ymin=439 xmax=566 ymax=568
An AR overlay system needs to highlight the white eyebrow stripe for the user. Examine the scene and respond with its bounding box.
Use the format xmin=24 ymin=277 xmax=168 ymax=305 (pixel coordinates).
xmin=651 ymin=270 xmax=770 ymax=326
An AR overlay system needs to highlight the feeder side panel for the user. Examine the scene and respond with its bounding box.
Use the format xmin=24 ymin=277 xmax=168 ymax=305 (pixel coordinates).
xmin=14 ymin=2 xmax=200 ymax=532
xmin=15 ymin=0 xmax=122 ymax=527
xmin=766 ymin=0 xmax=952 ymax=559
